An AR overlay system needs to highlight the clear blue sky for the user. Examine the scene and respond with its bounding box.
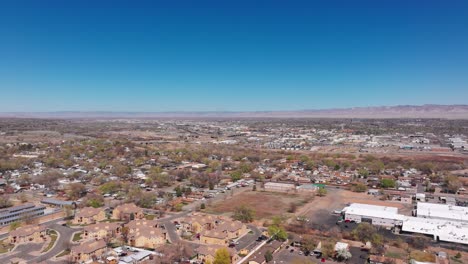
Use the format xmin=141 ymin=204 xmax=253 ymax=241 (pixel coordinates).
xmin=1 ymin=0 xmax=467 ymax=112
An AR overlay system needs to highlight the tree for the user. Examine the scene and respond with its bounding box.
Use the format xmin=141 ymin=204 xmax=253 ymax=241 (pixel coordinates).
xmin=99 ymin=181 xmax=121 ymax=194
xmin=408 ymin=235 xmax=430 ymax=250
xmin=214 ymin=247 xmax=231 ymax=264
xmin=268 ymin=225 xmax=287 ymax=241
xmin=67 ymin=183 xmax=86 ymax=200
xmin=336 ymin=248 xmax=352 ymax=260
xmin=445 ymin=175 xmax=462 ymax=193
xmin=321 ymin=242 xmax=335 ymax=258
xmin=230 ymin=171 xmax=242 ymax=182
xmin=17 ymin=174 xmax=32 ymax=186
xmin=351 ymin=183 xmax=368 ymax=193
xmin=351 ymin=223 xmax=377 ymax=242
xmin=0 ymin=195 xmax=12 ymax=209
xmin=84 ymin=193 xmax=104 ymax=208
xmin=301 ymin=235 xmax=317 ymax=252
xmin=380 ymin=178 xmax=396 ymax=189
xmin=233 ymin=205 xmax=255 ymax=223
xmin=200 ymin=203 xmax=206 ymax=210
xmin=358 ymin=168 xmax=369 ymax=178
xmin=264 ymin=250 xmax=273 ymax=262
xmin=317 ymin=187 xmax=327 ymax=197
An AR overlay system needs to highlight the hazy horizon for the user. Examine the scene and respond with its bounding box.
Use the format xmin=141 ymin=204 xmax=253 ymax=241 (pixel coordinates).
xmin=1 ymin=1 xmax=468 ymax=112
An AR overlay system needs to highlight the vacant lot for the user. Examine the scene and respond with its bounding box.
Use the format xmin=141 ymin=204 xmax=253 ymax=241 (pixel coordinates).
xmin=208 ymin=190 xmax=312 ymax=220
xmin=298 ymin=188 xmax=413 ymax=229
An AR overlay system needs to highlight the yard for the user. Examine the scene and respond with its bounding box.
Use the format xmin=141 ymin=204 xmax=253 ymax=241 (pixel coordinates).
xmin=72 ymin=232 xmax=82 ymax=242
xmin=41 ymin=230 xmax=58 ymax=253
xmin=208 ymin=190 xmax=312 ymax=221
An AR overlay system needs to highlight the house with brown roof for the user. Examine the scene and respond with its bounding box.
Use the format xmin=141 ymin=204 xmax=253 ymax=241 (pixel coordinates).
xmin=71 ymin=239 xmax=107 ymax=263
xmin=196 ymin=244 xmax=239 ymax=264
xmin=125 ymin=219 xmax=167 ymax=249
xmin=180 ymin=213 xmax=221 ymax=233
xmin=200 ymin=220 xmax=247 ymax=245
xmin=8 ymin=224 xmax=47 ymax=244
xmin=112 ymin=203 xmax=144 ymax=221
xmin=73 ymin=207 xmax=106 ymax=225
xmin=83 ymin=222 xmax=121 ymax=240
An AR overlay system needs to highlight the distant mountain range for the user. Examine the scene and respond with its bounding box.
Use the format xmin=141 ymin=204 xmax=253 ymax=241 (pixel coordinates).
xmin=1 ymin=105 xmax=468 ymax=119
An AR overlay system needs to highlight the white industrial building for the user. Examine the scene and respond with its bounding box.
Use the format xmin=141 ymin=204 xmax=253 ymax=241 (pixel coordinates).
xmin=416 ymin=202 xmax=468 ymax=222
xmin=342 ymin=203 xmax=468 ymax=245
xmin=402 ymin=217 xmax=468 ymax=245
xmin=342 ymin=203 xmax=405 ymax=227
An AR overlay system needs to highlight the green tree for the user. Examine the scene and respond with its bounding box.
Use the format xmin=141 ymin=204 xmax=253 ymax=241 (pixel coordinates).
xmin=233 ymin=205 xmax=255 ymax=223
xmin=230 ymin=171 xmax=242 ymax=182
xmin=358 ymin=168 xmax=369 ymax=178
xmin=268 ymin=225 xmax=288 ymax=241
xmin=200 ymin=203 xmax=206 ymax=210
xmin=317 ymin=187 xmax=327 ymax=197
xmin=380 ymin=178 xmax=396 ymax=189
xmin=214 ymin=247 xmax=231 ymax=264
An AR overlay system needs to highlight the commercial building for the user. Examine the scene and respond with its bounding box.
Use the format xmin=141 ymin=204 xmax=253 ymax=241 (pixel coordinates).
xmin=0 ymin=203 xmax=45 ymax=226
xmin=342 ymin=203 xmax=468 ymax=245
xmin=401 ymin=217 xmax=468 ymax=245
xmin=416 ymin=202 xmax=468 ymax=222
xmin=342 ymin=203 xmax=405 ymax=227
xmin=264 ymin=182 xmax=296 ymax=192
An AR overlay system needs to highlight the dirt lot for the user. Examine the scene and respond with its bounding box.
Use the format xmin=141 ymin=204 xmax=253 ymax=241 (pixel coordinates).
xmin=297 ymin=188 xmax=413 ymax=229
xmin=208 ymin=190 xmax=312 ymax=221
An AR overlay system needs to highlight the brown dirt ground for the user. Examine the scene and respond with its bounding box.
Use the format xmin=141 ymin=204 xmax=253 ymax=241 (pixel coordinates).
xmin=208 ymin=190 xmax=311 ymax=220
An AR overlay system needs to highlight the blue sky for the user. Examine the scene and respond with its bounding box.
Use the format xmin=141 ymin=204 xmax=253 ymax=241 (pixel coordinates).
xmin=1 ymin=0 xmax=467 ymax=112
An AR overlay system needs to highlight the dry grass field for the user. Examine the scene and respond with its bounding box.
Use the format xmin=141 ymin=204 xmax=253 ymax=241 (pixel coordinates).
xmin=208 ymin=190 xmax=312 ymax=220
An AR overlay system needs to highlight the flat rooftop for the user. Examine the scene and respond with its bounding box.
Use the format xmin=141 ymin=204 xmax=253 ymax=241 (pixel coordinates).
xmin=417 ymin=202 xmax=468 ymax=222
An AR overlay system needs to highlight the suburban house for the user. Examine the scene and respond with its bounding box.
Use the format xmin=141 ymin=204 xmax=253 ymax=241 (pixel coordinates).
xmin=71 ymin=239 xmax=107 ymax=263
xmin=125 ymin=219 xmax=167 ymax=249
xmin=200 ymin=220 xmax=248 ymax=245
xmin=196 ymin=244 xmax=239 ymax=264
xmin=8 ymin=224 xmax=47 ymax=244
xmin=200 ymin=229 xmax=230 ymax=245
xmin=180 ymin=214 xmax=221 ymax=233
xmin=73 ymin=207 xmax=106 ymax=225
xmin=112 ymin=203 xmax=144 ymax=221
xmin=83 ymin=222 xmax=122 ymax=240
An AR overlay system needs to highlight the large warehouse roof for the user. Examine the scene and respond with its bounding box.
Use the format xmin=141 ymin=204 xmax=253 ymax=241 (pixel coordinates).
xmin=402 ymin=217 xmax=468 ymax=245
xmin=417 ymin=202 xmax=468 ymax=222
xmin=345 ymin=203 xmax=399 ymax=214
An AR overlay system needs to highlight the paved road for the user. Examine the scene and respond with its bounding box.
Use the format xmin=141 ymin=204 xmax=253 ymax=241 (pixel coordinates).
xmin=30 ymin=224 xmax=81 ymax=263
xmin=0 ymin=222 xmax=80 ymax=263
xmin=236 ymin=225 xmax=262 ymax=251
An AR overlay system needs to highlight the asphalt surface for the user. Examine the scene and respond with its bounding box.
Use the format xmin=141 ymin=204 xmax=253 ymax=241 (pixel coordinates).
xmin=236 ymin=225 xmax=262 ymax=251
xmin=30 ymin=224 xmax=81 ymax=263
xmin=0 ymin=219 xmax=81 ymax=263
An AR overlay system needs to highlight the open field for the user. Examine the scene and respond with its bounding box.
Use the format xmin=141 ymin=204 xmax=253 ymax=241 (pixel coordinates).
xmin=208 ymin=190 xmax=313 ymax=220
xmin=296 ymin=188 xmax=413 ymax=229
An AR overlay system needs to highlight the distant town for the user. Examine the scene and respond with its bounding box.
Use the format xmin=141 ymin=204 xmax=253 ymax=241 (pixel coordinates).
xmin=0 ymin=118 xmax=466 ymax=264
